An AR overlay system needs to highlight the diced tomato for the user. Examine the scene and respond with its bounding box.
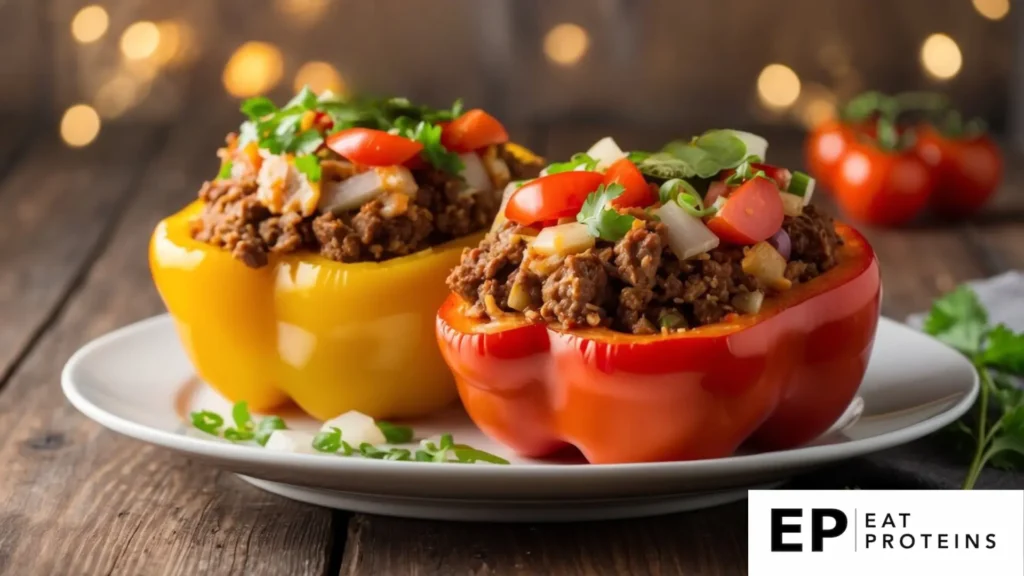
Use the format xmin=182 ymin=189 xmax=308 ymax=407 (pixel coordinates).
xmin=441 ymin=109 xmax=509 ymax=153
xmin=722 ymin=163 xmax=792 ymax=191
xmin=505 ymin=172 xmax=605 ymax=226
xmin=602 ymin=158 xmax=654 ymax=208
xmin=706 ymin=177 xmax=785 ymax=245
xmin=326 ymin=128 xmax=424 ymax=166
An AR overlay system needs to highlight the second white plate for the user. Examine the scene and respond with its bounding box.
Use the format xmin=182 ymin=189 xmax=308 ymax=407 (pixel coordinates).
xmin=63 ymin=315 xmax=977 ymax=521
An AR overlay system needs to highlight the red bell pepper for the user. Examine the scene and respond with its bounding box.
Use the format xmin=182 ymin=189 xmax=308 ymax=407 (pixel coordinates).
xmin=435 ymin=224 xmax=881 ymax=464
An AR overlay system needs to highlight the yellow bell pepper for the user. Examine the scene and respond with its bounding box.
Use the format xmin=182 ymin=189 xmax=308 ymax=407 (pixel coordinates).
xmin=149 ymin=201 xmax=480 ymax=420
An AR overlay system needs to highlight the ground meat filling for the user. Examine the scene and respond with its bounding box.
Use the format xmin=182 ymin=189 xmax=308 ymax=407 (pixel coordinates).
xmin=445 ymin=205 xmax=843 ymax=333
xmin=190 ymin=142 xmax=542 ymax=268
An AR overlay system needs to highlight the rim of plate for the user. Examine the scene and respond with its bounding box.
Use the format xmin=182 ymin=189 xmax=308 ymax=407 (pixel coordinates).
xmin=62 ymin=314 xmax=979 ymax=480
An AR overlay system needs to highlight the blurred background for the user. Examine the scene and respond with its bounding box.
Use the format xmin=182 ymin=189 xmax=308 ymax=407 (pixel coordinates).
xmin=1 ymin=0 xmax=1019 ymax=156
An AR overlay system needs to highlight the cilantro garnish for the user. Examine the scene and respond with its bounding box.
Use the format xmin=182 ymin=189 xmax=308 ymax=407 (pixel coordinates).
xmin=576 ymin=184 xmax=636 ymax=242
xmin=924 ymin=285 xmax=1024 ymax=488
xmin=545 ymin=153 xmax=599 ymax=174
xmin=236 ymin=87 xmax=467 ymax=174
xmin=293 ymin=154 xmax=322 ymax=183
xmin=217 ymin=161 xmax=233 ymax=181
xmin=393 ymin=119 xmax=463 ymax=174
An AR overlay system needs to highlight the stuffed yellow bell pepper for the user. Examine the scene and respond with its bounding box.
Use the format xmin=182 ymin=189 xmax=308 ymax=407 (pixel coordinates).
xmin=149 ymin=89 xmax=542 ymax=420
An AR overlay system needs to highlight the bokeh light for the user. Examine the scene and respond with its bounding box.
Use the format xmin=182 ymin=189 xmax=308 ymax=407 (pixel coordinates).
xmin=223 ymin=42 xmax=285 ymax=98
xmin=972 ymin=0 xmax=1010 ymax=20
xmin=274 ymin=0 xmax=331 ymax=26
xmin=60 ymin=105 xmax=101 ymax=148
xmin=757 ymin=64 xmax=801 ymax=109
xmin=94 ymin=73 xmax=146 ymax=119
xmin=544 ymin=23 xmax=590 ymax=66
xmin=153 ymin=20 xmax=197 ymax=67
xmin=71 ymin=5 xmax=108 ymax=44
xmin=920 ymin=34 xmax=962 ymax=80
xmin=121 ymin=21 xmax=160 ymax=61
xmin=294 ymin=61 xmax=346 ymax=95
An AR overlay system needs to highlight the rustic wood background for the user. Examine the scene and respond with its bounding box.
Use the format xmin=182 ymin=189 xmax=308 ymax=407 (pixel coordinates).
xmin=0 ymin=0 xmax=1018 ymax=135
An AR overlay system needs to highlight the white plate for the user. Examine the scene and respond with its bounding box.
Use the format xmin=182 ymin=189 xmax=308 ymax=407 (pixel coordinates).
xmin=63 ymin=315 xmax=977 ymax=522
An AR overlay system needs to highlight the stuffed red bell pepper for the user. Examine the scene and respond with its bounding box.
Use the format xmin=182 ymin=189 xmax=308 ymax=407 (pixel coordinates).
xmin=436 ymin=131 xmax=881 ymax=464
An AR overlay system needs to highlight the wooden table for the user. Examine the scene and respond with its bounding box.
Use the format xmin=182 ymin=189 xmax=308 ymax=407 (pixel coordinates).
xmin=0 ymin=115 xmax=1020 ymax=575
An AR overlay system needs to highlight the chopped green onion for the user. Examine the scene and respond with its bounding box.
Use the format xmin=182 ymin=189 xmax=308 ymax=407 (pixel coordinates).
xmin=217 ymin=161 xmax=233 ymax=180
xmin=787 ymin=171 xmax=814 ymax=197
xmin=255 ymin=416 xmax=287 ymax=446
xmin=223 ymin=428 xmax=255 ymax=442
xmin=377 ymin=422 xmax=414 ymax=444
xmin=313 ymin=427 xmax=342 ymax=453
xmin=452 ymin=447 xmax=510 ymax=465
xmin=658 ymin=310 xmax=686 ymax=330
xmin=190 ymin=411 xmax=224 ymax=436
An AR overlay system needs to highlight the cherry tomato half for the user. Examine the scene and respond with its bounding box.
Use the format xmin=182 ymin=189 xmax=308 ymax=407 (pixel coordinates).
xmin=441 ymin=109 xmax=509 ymax=153
xmin=706 ymin=177 xmax=784 ymax=245
xmin=833 ymin=141 xmax=933 ymax=226
xmin=603 ymin=158 xmax=654 ymax=208
xmin=505 ymin=171 xmax=604 ymax=226
xmin=326 ymin=128 xmax=424 ymax=166
xmin=914 ymin=125 xmax=1003 ymax=218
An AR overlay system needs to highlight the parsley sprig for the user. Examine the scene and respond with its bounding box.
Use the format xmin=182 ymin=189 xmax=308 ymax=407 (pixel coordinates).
xmin=923 ymin=285 xmax=1024 ymax=489
xmin=576 ymin=184 xmax=637 ymax=242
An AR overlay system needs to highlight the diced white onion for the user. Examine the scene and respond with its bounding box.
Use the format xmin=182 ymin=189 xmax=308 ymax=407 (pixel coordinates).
xmin=459 ymin=152 xmax=493 ymax=195
xmin=264 ymin=430 xmax=318 ymax=454
xmin=256 ymin=154 xmax=320 ymax=216
xmin=586 ymin=136 xmax=627 ymax=170
xmin=321 ymin=410 xmax=387 ymax=446
xmin=780 ymin=192 xmax=804 ymax=217
xmin=732 ymin=291 xmax=765 ymax=315
xmin=507 ymin=279 xmax=532 ymax=311
xmin=801 ymin=177 xmax=816 ymax=206
xmin=655 ymin=200 xmax=720 ymax=260
xmin=531 ymin=222 xmax=595 ymax=257
xmin=490 ymin=181 xmax=521 ymax=232
xmin=377 ymin=166 xmax=417 ymax=196
xmin=318 ymin=166 xmax=416 ymax=214
xmin=729 ymin=130 xmax=769 ymax=160
xmin=319 ymin=170 xmax=384 ymax=213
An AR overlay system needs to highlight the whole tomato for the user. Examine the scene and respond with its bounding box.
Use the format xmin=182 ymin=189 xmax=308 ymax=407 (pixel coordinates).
xmin=913 ymin=125 xmax=1003 ymax=218
xmin=804 ymin=120 xmax=855 ymax=192
xmin=833 ymin=140 xmax=934 ymax=226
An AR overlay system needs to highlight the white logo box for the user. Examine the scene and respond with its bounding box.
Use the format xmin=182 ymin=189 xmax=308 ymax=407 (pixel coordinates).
xmin=748 ymin=490 xmax=1024 ymax=576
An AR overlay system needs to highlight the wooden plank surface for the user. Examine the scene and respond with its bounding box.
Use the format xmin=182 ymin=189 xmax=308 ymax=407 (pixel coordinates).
xmin=0 ymin=118 xmax=338 ymax=575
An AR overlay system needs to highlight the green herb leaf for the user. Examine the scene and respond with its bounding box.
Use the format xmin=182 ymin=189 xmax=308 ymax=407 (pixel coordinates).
xmin=255 ymin=416 xmax=286 ymax=446
xmin=576 ymin=183 xmax=636 ymax=242
xmin=286 ymin=86 xmax=319 ymax=112
xmin=340 ymin=440 xmax=354 ymax=456
xmin=290 ymin=129 xmax=324 ymax=155
xmin=359 ymin=443 xmax=389 ymax=459
xmin=313 ymin=427 xmax=343 ymax=453
xmin=452 ymin=447 xmax=510 ymax=465
xmin=293 ymin=154 xmax=322 ymax=183
xmin=384 ymin=448 xmax=412 ymax=461
xmin=545 ymin=153 xmax=598 ymax=174
xmin=982 ymin=325 xmax=1024 ymax=375
xmin=654 ymin=130 xmax=748 ymax=180
xmin=217 ymin=161 xmax=234 ymax=181
xmin=377 ymin=422 xmax=414 ymax=444
xmin=241 ymin=97 xmax=277 ymax=121
xmin=396 ymin=120 xmax=463 ymax=174
xmin=923 ymin=285 xmax=988 ymax=355
xmin=190 ymin=411 xmax=224 ymax=436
